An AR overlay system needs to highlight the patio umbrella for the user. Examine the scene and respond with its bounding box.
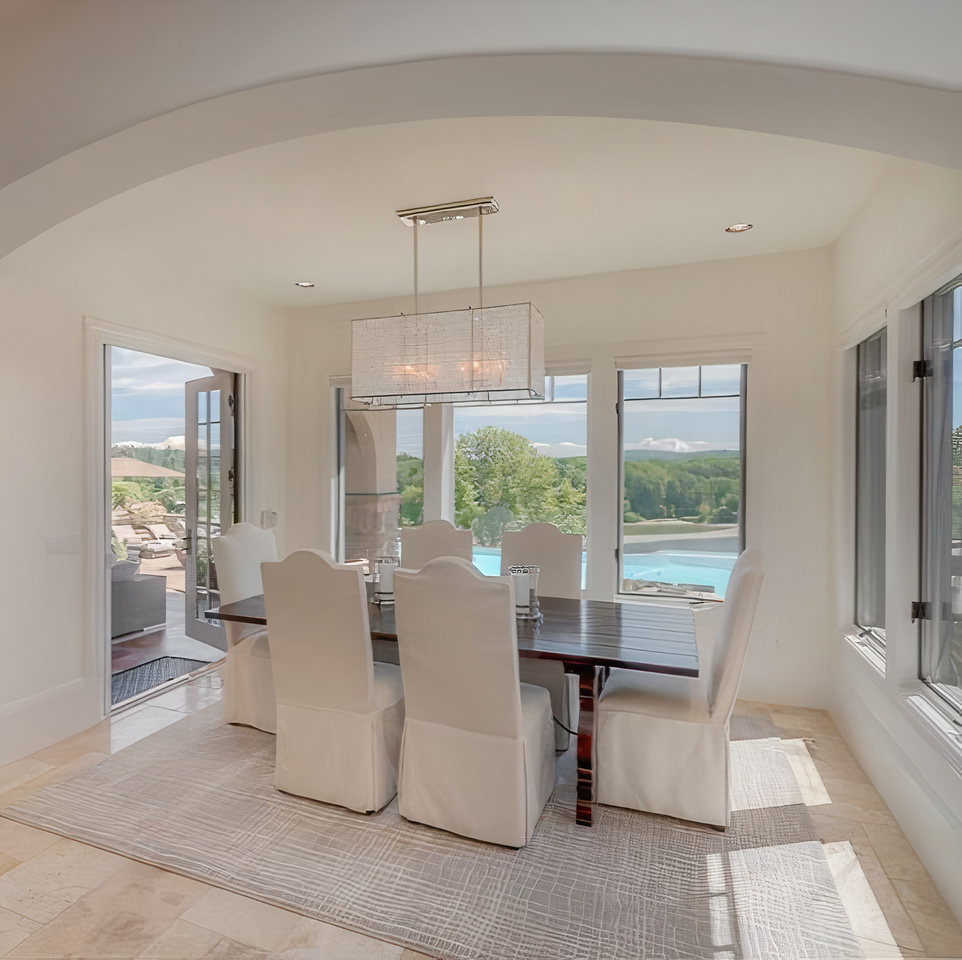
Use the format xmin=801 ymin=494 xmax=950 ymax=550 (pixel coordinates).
xmin=111 ymin=458 xmax=184 ymax=478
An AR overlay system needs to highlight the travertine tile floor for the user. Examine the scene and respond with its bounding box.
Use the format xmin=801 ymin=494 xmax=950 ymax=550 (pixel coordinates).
xmin=0 ymin=671 xmax=960 ymax=959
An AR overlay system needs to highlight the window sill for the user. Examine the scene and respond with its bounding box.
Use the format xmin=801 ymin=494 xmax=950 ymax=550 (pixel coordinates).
xmin=844 ymin=632 xmax=886 ymax=676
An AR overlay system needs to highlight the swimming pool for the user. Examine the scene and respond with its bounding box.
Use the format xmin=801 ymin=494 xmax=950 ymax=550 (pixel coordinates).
xmin=471 ymin=547 xmax=736 ymax=598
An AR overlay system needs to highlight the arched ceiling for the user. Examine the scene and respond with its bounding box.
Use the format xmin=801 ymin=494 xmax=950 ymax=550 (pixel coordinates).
xmin=11 ymin=116 xmax=892 ymax=308
xmin=1 ymin=1 xmax=960 ymax=264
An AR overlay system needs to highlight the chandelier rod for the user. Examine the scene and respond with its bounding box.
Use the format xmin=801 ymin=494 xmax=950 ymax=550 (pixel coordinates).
xmin=413 ymin=217 xmax=419 ymax=317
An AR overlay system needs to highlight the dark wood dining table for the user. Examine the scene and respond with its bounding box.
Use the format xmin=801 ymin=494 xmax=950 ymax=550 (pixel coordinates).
xmin=207 ymin=592 xmax=697 ymax=827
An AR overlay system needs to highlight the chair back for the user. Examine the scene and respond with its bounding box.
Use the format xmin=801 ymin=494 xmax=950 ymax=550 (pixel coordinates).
xmin=401 ymin=519 xmax=473 ymax=570
xmin=709 ymin=549 xmax=764 ymax=719
xmin=212 ymin=522 xmax=278 ymax=644
xmin=394 ymin=557 xmax=522 ymax=739
xmin=500 ymin=522 xmax=582 ymax=599
xmin=261 ymin=550 xmax=374 ymax=712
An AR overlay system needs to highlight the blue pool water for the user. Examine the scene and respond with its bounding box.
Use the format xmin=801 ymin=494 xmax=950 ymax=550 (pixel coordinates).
xmin=471 ymin=548 xmax=736 ymax=598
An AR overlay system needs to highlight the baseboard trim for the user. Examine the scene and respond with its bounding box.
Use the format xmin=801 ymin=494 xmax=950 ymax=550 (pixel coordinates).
xmin=0 ymin=677 xmax=104 ymax=767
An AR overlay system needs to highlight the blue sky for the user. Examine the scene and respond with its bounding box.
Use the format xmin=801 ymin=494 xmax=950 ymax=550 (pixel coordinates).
xmin=397 ymin=386 xmax=740 ymax=458
xmin=111 ymin=347 xmax=212 ymax=444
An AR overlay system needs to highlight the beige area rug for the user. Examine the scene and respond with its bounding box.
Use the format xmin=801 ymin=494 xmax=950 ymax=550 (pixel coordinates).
xmin=3 ymin=707 xmax=859 ymax=960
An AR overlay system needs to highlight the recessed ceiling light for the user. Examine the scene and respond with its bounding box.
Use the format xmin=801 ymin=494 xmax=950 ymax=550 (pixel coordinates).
xmin=294 ymin=280 xmax=315 ymax=288
xmin=725 ymin=223 xmax=753 ymax=233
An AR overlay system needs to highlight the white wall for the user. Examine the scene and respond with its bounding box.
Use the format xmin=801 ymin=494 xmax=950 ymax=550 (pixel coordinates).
xmin=0 ymin=223 xmax=289 ymax=765
xmin=286 ymin=245 xmax=836 ymax=708
xmin=832 ymin=160 xmax=962 ymax=921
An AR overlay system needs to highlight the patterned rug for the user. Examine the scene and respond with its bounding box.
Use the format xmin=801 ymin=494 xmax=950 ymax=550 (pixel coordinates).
xmin=110 ymin=657 xmax=210 ymax=705
xmin=2 ymin=707 xmax=860 ymax=959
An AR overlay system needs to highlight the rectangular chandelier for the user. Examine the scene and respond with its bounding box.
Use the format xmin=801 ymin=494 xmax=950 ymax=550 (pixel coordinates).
xmin=351 ymin=302 xmax=545 ymax=407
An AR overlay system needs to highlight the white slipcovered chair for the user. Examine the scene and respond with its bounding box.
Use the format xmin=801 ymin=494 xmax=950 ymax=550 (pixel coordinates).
xmin=400 ymin=519 xmax=473 ymax=570
xmin=596 ymin=549 xmax=764 ymax=828
xmin=211 ymin=522 xmax=278 ymax=734
xmin=501 ymin=522 xmax=583 ymax=750
xmin=393 ymin=557 xmax=556 ymax=847
xmin=261 ymin=550 xmax=405 ymax=813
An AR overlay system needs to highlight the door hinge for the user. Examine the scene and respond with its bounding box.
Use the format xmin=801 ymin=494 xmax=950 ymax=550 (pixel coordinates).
xmin=911 ymin=600 xmax=928 ymax=621
xmin=228 ymin=393 xmax=235 ymax=410
xmin=913 ymin=360 xmax=931 ymax=381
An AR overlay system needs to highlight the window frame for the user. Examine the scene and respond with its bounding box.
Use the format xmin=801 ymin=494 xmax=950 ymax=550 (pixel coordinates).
xmin=616 ymin=363 xmax=747 ymax=602
xmin=919 ymin=278 xmax=962 ymax=716
xmin=854 ymin=326 xmax=888 ymax=655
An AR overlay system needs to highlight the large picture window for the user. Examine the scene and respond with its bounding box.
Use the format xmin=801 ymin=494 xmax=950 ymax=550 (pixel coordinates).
xmin=453 ymin=375 xmax=587 ymax=577
xmin=618 ymin=365 xmax=745 ymax=600
xmin=920 ymin=280 xmax=962 ymax=709
xmin=855 ymin=328 xmax=887 ymax=648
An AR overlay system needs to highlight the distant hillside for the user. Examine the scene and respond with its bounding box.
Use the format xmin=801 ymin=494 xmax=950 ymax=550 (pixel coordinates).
xmin=624 ymin=448 xmax=739 ymax=461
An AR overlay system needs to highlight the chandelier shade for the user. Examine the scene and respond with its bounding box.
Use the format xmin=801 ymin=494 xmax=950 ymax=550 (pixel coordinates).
xmin=351 ymin=302 xmax=545 ymax=407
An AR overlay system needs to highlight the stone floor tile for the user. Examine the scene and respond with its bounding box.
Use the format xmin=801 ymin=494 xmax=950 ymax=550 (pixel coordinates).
xmin=823 ymin=841 xmax=902 ymax=958
xmin=29 ymin=720 xmax=111 ymax=767
xmin=809 ymin=810 xmax=870 ymax=846
xmin=0 ymin=753 xmax=109 ymax=810
xmin=0 ymin=905 xmax=42 ymax=956
xmin=149 ymin=681 xmax=223 ymax=715
xmin=110 ymin=706 xmax=187 ymax=753
xmin=0 ymin=760 xmax=52 ymax=797
xmin=732 ymin=699 xmax=777 ymax=719
xmin=892 ymin=877 xmax=962 ymax=930
xmin=181 ymin=888 xmax=301 ymax=952
xmin=5 ymin=860 xmax=208 ymax=959
xmin=864 ymin=822 xmax=935 ymax=884
xmin=0 ymin=820 xmax=59 ymax=863
xmin=399 ymin=951 xmax=436 ymax=960
xmin=845 ymin=835 xmax=924 ymax=953
xmin=138 ymin=918 xmax=270 ymax=959
xmin=905 ymin=907 xmax=962 ymax=960
xmin=0 ymin=837 xmax=127 ymax=924
xmin=272 ymin=915 xmax=404 ymax=959
xmin=0 ymin=851 xmax=18 ymax=877
xmin=819 ymin=777 xmax=896 ymax=824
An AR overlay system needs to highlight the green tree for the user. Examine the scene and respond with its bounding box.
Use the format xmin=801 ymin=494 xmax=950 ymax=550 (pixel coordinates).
xmin=456 ymin=426 xmax=560 ymax=527
xmin=112 ymin=480 xmax=148 ymax=509
xmin=454 ymin=426 xmax=587 ymax=540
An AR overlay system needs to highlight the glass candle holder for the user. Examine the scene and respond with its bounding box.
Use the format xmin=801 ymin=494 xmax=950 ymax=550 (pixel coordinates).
xmin=373 ymin=556 xmax=400 ymax=604
xmin=508 ymin=563 xmax=541 ymax=620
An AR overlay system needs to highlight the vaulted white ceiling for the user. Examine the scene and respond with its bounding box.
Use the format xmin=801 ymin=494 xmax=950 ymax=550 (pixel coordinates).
xmin=20 ymin=116 xmax=891 ymax=308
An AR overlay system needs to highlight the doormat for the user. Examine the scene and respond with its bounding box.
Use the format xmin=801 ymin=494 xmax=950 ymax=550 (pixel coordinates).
xmin=111 ymin=657 xmax=209 ymax=705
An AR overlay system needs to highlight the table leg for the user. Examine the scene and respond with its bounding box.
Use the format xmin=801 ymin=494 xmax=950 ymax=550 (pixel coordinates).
xmin=575 ymin=664 xmax=601 ymax=826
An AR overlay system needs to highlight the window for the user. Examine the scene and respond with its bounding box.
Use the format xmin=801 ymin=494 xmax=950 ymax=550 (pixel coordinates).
xmin=618 ymin=365 xmax=745 ymax=600
xmin=452 ymin=375 xmax=587 ymax=577
xmin=854 ymin=328 xmax=887 ymax=649
xmin=920 ymin=280 xmax=962 ymax=710
xmin=339 ymin=392 xmax=423 ymax=561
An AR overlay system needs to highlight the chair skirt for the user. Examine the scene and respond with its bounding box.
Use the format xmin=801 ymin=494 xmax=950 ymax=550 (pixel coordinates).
xmin=398 ymin=683 xmax=556 ymax=847
xmin=518 ymin=659 xmax=573 ymax=751
xmin=597 ymin=711 xmax=731 ymax=827
xmin=222 ymin=631 xmax=277 ymax=734
xmin=274 ymin=662 xmax=405 ymax=814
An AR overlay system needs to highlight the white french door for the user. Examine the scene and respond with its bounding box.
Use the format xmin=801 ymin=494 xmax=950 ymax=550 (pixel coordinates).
xmin=184 ymin=372 xmax=237 ymax=648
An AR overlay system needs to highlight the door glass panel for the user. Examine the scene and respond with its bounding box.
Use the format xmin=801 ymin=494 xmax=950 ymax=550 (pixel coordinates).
xmin=185 ymin=371 xmax=235 ymax=647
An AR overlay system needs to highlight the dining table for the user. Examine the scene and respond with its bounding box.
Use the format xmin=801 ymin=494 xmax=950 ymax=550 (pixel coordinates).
xmin=207 ymin=590 xmax=697 ymax=827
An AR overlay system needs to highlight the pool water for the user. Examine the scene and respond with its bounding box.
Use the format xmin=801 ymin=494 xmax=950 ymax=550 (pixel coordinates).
xmin=471 ymin=548 xmax=736 ymax=598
